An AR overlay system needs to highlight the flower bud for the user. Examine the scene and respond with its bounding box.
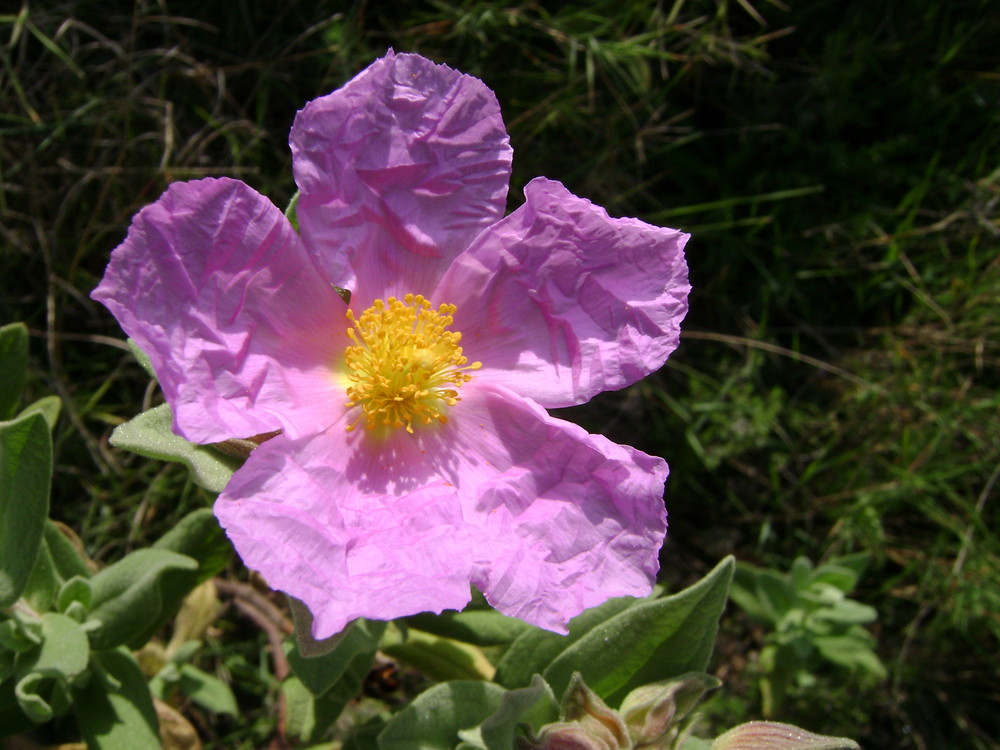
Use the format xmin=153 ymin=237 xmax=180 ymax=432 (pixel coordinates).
xmin=524 ymin=722 xmax=621 ymax=750
xmin=619 ymin=672 xmax=719 ymax=747
xmin=710 ymin=721 xmax=860 ymax=750
xmin=562 ymin=673 xmax=631 ymax=749
xmin=520 ymin=673 xmax=631 ymax=750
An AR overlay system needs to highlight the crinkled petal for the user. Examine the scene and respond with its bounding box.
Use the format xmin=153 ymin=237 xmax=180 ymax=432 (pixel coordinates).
xmin=92 ymin=177 xmax=347 ymax=444
xmin=291 ymin=50 xmax=513 ymax=308
xmin=436 ymin=177 xmax=690 ymax=408
xmin=214 ymin=430 xmax=474 ymax=639
xmin=215 ymin=382 xmax=666 ymax=636
xmin=447 ymin=383 xmax=668 ymax=633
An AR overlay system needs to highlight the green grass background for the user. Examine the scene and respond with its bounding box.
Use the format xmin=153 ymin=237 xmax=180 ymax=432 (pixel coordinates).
xmin=2 ymin=0 xmax=997 ymax=747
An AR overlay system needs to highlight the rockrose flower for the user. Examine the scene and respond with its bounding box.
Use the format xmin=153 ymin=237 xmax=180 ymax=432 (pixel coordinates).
xmin=92 ymin=51 xmax=690 ymax=637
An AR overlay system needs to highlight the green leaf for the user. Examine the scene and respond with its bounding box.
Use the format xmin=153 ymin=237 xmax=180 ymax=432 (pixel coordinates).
xmin=22 ymin=521 xmax=94 ymax=612
xmin=382 ymin=625 xmax=496 ymax=682
xmin=808 ymin=564 xmax=861 ymax=594
xmin=479 ymin=675 xmax=559 ymax=750
xmin=110 ymin=404 xmax=240 ymax=493
xmin=377 ymin=681 xmax=508 ymax=750
xmin=542 ymin=557 xmax=735 ymax=704
xmin=0 ymin=612 xmax=41 ymax=652
xmin=0 ymin=411 xmax=52 ymax=607
xmin=283 ymin=676 xmax=323 ymax=741
xmin=127 ymin=338 xmax=156 ymax=379
xmin=21 ymin=533 xmax=61 ymax=612
xmin=283 ymin=674 xmax=354 ymax=743
xmin=57 ymin=575 xmax=92 ymax=615
xmin=812 ymin=633 xmax=886 ymax=678
xmin=10 ymin=614 xmax=87 ymax=723
xmin=826 ymin=552 xmax=871 ymax=582
xmin=493 ymin=595 xmax=637 ymax=689
xmin=15 ymin=672 xmax=59 ymax=722
xmin=747 ymin=569 xmax=798 ymax=626
xmin=288 ymin=618 xmax=386 ymax=697
xmin=285 ymin=647 xmax=377 ymax=742
xmin=17 ymin=395 xmax=61 ymax=431
xmin=0 ymin=322 xmax=28 ymax=419
xmin=730 ymin=563 xmax=773 ymax=623
xmin=289 ymin=596 xmax=377 ymax=658
xmin=758 ymin=572 xmax=800 ymax=624
xmin=86 ymin=548 xmax=199 ymax=649
xmin=343 ymin=717 xmax=385 ymax=750
xmin=152 ymin=508 xmax=232 ymax=583
xmin=405 ymin=609 xmax=533 ymax=646
xmin=284 ymin=190 xmax=300 ymax=231
xmin=73 ymin=648 xmax=161 ymax=750
xmin=790 ymin=557 xmax=814 ymax=591
xmin=15 ymin=612 xmax=90 ymax=684
xmin=44 ymin=521 xmax=92 ymax=580
xmin=177 ymin=662 xmax=238 ymax=715
xmin=812 ymin=598 xmax=878 ymax=625
xmin=326 ymin=646 xmax=380 ymax=704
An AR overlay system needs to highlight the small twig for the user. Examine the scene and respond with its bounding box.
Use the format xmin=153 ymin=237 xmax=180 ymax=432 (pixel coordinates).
xmin=228 ymin=596 xmax=290 ymax=685
xmin=26 ymin=327 xmax=130 ymax=351
xmin=213 ymin=579 xmax=294 ymax=637
xmin=213 ymin=578 xmax=293 ymax=748
xmin=681 ymin=329 xmax=884 ymax=392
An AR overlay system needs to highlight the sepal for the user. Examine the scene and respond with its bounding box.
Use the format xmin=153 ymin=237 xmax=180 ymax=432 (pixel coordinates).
xmin=555 ymin=672 xmax=629 ymax=749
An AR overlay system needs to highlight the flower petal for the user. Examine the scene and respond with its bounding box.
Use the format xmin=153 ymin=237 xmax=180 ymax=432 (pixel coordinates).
xmin=436 ymin=177 xmax=690 ymax=408
xmin=349 ymin=382 xmax=668 ymax=632
xmin=214 ymin=430 xmax=475 ymax=639
xmin=447 ymin=383 xmax=668 ymax=633
xmin=92 ymin=178 xmax=347 ymax=444
xmin=216 ymin=381 xmax=667 ymax=635
xmin=291 ymin=50 xmax=513 ymax=307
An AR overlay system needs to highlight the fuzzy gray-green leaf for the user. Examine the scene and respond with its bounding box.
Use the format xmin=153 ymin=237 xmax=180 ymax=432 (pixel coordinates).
xmin=110 ymin=404 xmax=240 ymax=493
xmin=0 ymin=412 xmax=51 ymax=608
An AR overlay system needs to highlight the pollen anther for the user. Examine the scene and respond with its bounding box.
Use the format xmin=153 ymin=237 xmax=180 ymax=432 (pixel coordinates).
xmin=343 ymin=294 xmax=481 ymax=433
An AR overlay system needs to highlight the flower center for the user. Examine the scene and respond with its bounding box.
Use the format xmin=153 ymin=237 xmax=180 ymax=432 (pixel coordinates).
xmin=343 ymin=294 xmax=481 ymax=434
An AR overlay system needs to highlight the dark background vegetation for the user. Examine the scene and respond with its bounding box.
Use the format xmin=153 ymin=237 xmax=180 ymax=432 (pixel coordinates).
xmin=2 ymin=0 xmax=997 ymax=747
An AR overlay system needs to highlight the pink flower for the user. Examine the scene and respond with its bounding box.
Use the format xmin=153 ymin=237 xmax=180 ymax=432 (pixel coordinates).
xmin=92 ymin=51 xmax=690 ymax=637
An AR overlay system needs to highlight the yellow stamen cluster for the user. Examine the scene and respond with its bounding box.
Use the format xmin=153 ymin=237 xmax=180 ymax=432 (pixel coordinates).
xmin=344 ymin=294 xmax=481 ymax=434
